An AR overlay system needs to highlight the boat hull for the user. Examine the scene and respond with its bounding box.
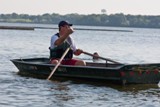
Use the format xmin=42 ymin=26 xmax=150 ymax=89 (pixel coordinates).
xmin=11 ymin=58 xmax=160 ymax=84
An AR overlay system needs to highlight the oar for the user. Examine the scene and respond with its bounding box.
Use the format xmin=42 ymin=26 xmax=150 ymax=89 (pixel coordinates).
xmin=82 ymin=51 xmax=121 ymax=64
xmin=47 ymin=47 xmax=70 ymax=80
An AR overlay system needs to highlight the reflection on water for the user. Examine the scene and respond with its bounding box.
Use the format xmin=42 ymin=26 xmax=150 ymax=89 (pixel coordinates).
xmin=48 ymin=78 xmax=160 ymax=107
xmin=0 ymin=23 xmax=160 ymax=107
xmin=51 ymin=77 xmax=159 ymax=91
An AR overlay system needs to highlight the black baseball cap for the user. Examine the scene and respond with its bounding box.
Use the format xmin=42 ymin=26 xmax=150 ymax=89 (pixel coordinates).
xmin=58 ymin=21 xmax=73 ymax=27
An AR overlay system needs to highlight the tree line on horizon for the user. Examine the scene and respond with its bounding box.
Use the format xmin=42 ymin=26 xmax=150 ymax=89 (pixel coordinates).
xmin=0 ymin=13 xmax=160 ymax=28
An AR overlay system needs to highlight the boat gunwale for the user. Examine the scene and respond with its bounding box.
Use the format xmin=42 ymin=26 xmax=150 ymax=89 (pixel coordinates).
xmin=11 ymin=57 xmax=160 ymax=70
xmin=10 ymin=58 xmax=124 ymax=70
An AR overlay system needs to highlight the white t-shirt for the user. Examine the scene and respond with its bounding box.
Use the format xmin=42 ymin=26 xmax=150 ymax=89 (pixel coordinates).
xmin=50 ymin=34 xmax=77 ymax=52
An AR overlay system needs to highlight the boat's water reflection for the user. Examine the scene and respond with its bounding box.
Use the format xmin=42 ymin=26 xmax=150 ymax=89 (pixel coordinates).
xmin=49 ymin=77 xmax=159 ymax=92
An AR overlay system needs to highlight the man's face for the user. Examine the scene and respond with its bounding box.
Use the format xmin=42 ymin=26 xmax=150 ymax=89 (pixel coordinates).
xmin=61 ymin=24 xmax=73 ymax=30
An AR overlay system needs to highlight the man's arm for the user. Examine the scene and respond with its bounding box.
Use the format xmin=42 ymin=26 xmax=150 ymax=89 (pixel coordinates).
xmin=54 ymin=34 xmax=69 ymax=46
xmin=74 ymin=49 xmax=83 ymax=56
xmin=55 ymin=26 xmax=73 ymax=46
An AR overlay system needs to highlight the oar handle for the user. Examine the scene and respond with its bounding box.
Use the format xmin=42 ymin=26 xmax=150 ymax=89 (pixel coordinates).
xmin=82 ymin=51 xmax=121 ymax=64
xmin=47 ymin=47 xmax=70 ymax=80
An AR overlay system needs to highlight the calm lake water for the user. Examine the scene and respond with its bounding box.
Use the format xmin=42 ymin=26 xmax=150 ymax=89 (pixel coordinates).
xmin=0 ymin=22 xmax=160 ymax=107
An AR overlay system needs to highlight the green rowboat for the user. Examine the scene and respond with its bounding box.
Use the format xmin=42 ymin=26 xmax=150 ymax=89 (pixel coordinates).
xmin=11 ymin=57 xmax=160 ymax=85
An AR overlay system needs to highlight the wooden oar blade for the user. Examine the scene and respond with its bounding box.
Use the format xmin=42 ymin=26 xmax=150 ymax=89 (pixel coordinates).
xmin=47 ymin=47 xmax=70 ymax=80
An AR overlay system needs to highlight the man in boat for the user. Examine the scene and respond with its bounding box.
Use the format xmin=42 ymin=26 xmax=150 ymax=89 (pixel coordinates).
xmin=50 ymin=20 xmax=86 ymax=66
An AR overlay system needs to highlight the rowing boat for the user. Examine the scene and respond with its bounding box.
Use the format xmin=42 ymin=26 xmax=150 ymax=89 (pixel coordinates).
xmin=11 ymin=57 xmax=160 ymax=85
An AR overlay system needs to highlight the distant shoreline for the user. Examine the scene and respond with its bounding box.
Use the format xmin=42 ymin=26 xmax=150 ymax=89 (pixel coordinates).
xmin=0 ymin=13 xmax=160 ymax=29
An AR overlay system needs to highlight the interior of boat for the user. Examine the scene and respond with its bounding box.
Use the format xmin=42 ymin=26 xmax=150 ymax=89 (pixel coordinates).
xmin=16 ymin=57 xmax=123 ymax=68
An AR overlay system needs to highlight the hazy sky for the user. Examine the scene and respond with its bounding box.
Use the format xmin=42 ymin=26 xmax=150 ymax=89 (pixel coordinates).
xmin=0 ymin=0 xmax=160 ymax=15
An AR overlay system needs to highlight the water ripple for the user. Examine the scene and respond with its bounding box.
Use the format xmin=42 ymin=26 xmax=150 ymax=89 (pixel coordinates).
xmin=1 ymin=23 xmax=160 ymax=107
